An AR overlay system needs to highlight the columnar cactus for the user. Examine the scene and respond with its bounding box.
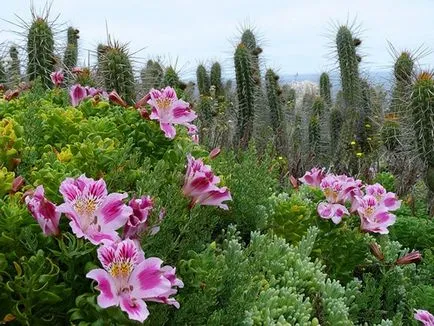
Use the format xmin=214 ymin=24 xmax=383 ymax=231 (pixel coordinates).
xmin=140 ymin=60 xmax=163 ymax=91
xmin=241 ymin=29 xmax=262 ymax=85
xmin=265 ymin=69 xmax=286 ymax=154
xmin=410 ymin=72 xmax=434 ymax=216
xmin=319 ymin=72 xmax=332 ymax=106
xmin=234 ymin=43 xmax=255 ymax=146
xmin=8 ymin=46 xmax=21 ymax=87
xmin=196 ymin=64 xmax=210 ymax=95
xmin=162 ymin=66 xmax=182 ymax=89
xmin=336 ymin=26 xmax=360 ymax=108
xmin=27 ymin=16 xmax=55 ymax=88
xmin=210 ymin=62 xmax=223 ymax=96
xmin=99 ymin=41 xmax=135 ymax=103
xmin=63 ymin=27 xmax=79 ymax=70
xmin=356 ymin=80 xmax=373 ymax=154
xmin=312 ymin=96 xmax=325 ymax=117
xmin=309 ymin=96 xmax=325 ymax=161
xmin=308 ymin=115 xmax=320 ymax=154
xmin=330 ymin=108 xmax=343 ymax=156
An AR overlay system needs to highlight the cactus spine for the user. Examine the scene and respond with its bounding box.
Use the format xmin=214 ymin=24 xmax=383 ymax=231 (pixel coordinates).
xmin=410 ymin=72 xmax=434 ymax=216
xmin=99 ymin=41 xmax=135 ymax=103
xmin=234 ymin=43 xmax=255 ymax=147
xmin=319 ymin=72 xmax=332 ymax=106
xmin=196 ymin=64 xmax=210 ymax=95
xmin=64 ymin=27 xmax=79 ymax=70
xmin=27 ymin=16 xmax=55 ymax=88
xmin=8 ymin=46 xmax=21 ymax=87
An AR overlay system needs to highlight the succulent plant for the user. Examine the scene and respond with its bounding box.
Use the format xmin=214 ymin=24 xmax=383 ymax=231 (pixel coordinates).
xmin=196 ymin=64 xmax=210 ymax=95
xmin=210 ymin=62 xmax=223 ymax=96
xmin=140 ymin=59 xmax=164 ymax=91
xmin=27 ymin=16 xmax=55 ymax=88
xmin=410 ymin=72 xmax=434 ymax=215
xmin=336 ymin=26 xmax=360 ymax=108
xmin=319 ymin=72 xmax=332 ymax=106
xmin=63 ymin=27 xmax=79 ymax=70
xmin=98 ymin=40 xmax=135 ymax=103
xmin=234 ymin=43 xmax=255 ymax=147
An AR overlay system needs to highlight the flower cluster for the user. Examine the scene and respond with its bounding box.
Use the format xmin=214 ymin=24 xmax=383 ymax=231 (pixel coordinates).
xmin=69 ymin=84 xmax=108 ymax=107
xmin=24 ymin=175 xmax=182 ymax=322
xmin=299 ymin=167 xmax=401 ymax=234
xmin=183 ymin=154 xmax=232 ymax=210
xmin=24 ymin=149 xmax=231 ymax=320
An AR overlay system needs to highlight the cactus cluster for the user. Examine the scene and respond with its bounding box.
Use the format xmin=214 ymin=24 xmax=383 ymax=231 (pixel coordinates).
xmin=63 ymin=27 xmax=79 ymax=70
xmin=98 ymin=41 xmax=135 ymax=103
xmin=27 ymin=16 xmax=55 ymax=88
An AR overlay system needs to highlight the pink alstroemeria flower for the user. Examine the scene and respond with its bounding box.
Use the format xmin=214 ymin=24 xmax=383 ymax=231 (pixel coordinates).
xmin=87 ymin=239 xmax=182 ymax=322
xmin=25 ymin=185 xmax=61 ymax=236
xmin=365 ymin=183 xmax=401 ymax=211
xmin=356 ymin=195 xmax=396 ymax=234
xmin=316 ymin=174 xmax=362 ymax=223
xmin=148 ymin=86 xmax=197 ymax=139
xmin=320 ymin=175 xmax=347 ymax=204
xmin=183 ymin=154 xmax=232 ymax=209
xmin=299 ymin=167 xmax=326 ymax=187
xmin=50 ymin=71 xmax=64 ymax=87
xmin=414 ymin=309 xmax=434 ymax=326
xmin=146 ymin=265 xmax=184 ymax=308
xmin=123 ymin=196 xmax=154 ymax=239
xmin=57 ymin=175 xmax=132 ymax=245
xmin=70 ymin=84 xmax=87 ymax=107
xmin=317 ymin=202 xmax=349 ymax=224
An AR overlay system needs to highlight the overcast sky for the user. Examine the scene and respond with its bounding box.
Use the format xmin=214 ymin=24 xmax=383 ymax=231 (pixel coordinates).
xmin=1 ymin=0 xmax=433 ymax=79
